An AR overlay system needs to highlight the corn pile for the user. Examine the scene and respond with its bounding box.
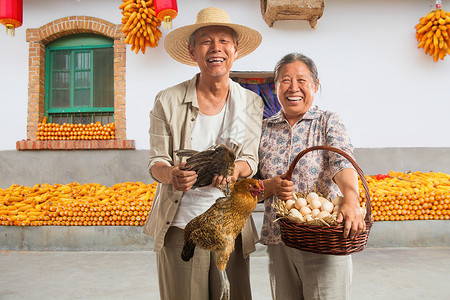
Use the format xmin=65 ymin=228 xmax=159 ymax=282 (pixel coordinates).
xmin=360 ymin=171 xmax=450 ymax=221
xmin=0 ymin=182 xmax=156 ymax=226
xmin=37 ymin=121 xmax=115 ymax=141
xmin=415 ymin=8 xmax=450 ymax=61
xmin=120 ymin=0 xmax=162 ymax=54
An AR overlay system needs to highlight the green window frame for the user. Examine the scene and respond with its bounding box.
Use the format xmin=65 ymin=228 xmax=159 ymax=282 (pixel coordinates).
xmin=45 ymin=34 xmax=114 ymax=125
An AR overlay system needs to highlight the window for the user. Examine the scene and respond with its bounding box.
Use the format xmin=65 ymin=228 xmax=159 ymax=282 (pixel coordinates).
xmin=45 ymin=34 xmax=114 ymax=125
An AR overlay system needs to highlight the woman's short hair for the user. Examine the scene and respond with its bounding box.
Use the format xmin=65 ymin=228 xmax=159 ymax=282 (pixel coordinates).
xmin=274 ymin=53 xmax=319 ymax=85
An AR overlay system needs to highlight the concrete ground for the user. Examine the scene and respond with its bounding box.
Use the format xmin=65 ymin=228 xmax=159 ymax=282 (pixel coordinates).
xmin=0 ymin=247 xmax=449 ymax=300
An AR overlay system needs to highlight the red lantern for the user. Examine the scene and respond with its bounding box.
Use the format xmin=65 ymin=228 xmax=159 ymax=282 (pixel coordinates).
xmin=0 ymin=0 xmax=23 ymax=36
xmin=154 ymin=0 xmax=178 ymax=29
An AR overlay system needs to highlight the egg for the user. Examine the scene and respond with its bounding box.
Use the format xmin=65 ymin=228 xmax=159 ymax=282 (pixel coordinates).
xmin=306 ymin=192 xmax=319 ymax=204
xmin=311 ymin=208 xmax=320 ymax=218
xmin=289 ymin=208 xmax=304 ymax=221
xmin=310 ymin=198 xmax=322 ymax=209
xmin=316 ymin=211 xmax=330 ymax=219
xmin=294 ymin=197 xmax=307 ymax=209
xmin=305 ymin=214 xmax=313 ymax=222
xmin=322 ymin=201 xmax=334 ymax=213
xmin=318 ymin=196 xmax=328 ymax=204
xmin=332 ymin=195 xmax=344 ymax=206
xmin=285 ymin=199 xmax=295 ymax=210
xmin=299 ymin=206 xmax=312 ymax=216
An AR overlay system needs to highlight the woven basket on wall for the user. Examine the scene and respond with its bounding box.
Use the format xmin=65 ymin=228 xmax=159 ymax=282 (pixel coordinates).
xmin=277 ymin=145 xmax=373 ymax=255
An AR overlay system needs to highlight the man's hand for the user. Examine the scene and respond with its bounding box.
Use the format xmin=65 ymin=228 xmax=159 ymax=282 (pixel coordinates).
xmin=170 ymin=163 xmax=198 ymax=191
xmin=211 ymin=160 xmax=251 ymax=188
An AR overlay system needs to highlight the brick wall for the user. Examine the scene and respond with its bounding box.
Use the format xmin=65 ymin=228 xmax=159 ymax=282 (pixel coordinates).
xmin=19 ymin=16 xmax=134 ymax=150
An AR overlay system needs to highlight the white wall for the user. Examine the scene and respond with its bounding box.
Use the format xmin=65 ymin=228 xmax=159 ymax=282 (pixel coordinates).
xmin=0 ymin=0 xmax=449 ymax=151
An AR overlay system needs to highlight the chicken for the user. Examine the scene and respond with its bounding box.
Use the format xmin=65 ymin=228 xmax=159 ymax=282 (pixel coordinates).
xmin=181 ymin=178 xmax=264 ymax=299
xmin=175 ymin=144 xmax=236 ymax=189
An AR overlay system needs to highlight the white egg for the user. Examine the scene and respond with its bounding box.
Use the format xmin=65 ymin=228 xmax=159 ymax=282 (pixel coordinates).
xmin=316 ymin=211 xmax=330 ymax=219
xmin=332 ymin=195 xmax=344 ymax=206
xmin=285 ymin=199 xmax=295 ymax=210
xmin=333 ymin=205 xmax=341 ymax=213
xmin=289 ymin=208 xmax=304 ymax=221
xmin=310 ymin=198 xmax=322 ymax=209
xmin=299 ymin=206 xmax=312 ymax=216
xmin=306 ymin=192 xmax=319 ymax=204
xmin=311 ymin=208 xmax=320 ymax=217
xmin=322 ymin=201 xmax=334 ymax=213
xmin=294 ymin=197 xmax=307 ymax=209
xmin=318 ymin=196 xmax=328 ymax=204
xmin=305 ymin=214 xmax=313 ymax=221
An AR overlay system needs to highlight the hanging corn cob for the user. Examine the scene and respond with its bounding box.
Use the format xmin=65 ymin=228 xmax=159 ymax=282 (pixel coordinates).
xmin=415 ymin=1 xmax=450 ymax=62
xmin=119 ymin=0 xmax=162 ymax=54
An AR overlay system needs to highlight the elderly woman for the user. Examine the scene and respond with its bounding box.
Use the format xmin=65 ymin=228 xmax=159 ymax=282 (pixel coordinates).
xmin=258 ymin=53 xmax=366 ymax=300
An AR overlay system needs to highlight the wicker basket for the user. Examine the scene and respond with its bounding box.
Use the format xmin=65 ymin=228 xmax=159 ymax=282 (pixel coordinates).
xmin=277 ymin=145 xmax=373 ymax=255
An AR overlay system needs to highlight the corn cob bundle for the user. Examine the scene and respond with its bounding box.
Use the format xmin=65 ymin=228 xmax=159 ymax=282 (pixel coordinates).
xmin=415 ymin=6 xmax=450 ymax=62
xmin=120 ymin=0 xmax=162 ymax=54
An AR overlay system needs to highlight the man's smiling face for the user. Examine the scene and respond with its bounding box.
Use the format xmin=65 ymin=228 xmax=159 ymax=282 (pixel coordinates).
xmin=189 ymin=26 xmax=238 ymax=78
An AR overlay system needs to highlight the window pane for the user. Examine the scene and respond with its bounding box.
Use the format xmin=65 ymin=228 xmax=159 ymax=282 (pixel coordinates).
xmin=53 ymin=51 xmax=70 ymax=71
xmin=75 ymin=71 xmax=90 ymax=88
xmin=52 ymin=90 xmax=70 ymax=108
xmin=74 ymin=52 xmax=92 ymax=107
xmin=75 ymin=52 xmax=91 ymax=70
xmin=74 ymin=89 xmax=91 ymax=107
xmin=53 ymin=71 xmax=70 ymax=89
xmin=93 ymin=48 xmax=114 ymax=108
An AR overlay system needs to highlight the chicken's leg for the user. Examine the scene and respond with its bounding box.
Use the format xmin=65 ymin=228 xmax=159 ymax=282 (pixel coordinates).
xmin=219 ymin=269 xmax=230 ymax=300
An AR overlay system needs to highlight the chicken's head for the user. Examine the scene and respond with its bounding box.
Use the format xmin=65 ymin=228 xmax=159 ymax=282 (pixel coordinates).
xmin=234 ymin=178 xmax=264 ymax=197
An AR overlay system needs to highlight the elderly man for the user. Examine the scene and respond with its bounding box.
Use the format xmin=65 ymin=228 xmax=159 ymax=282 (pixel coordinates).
xmin=143 ymin=7 xmax=264 ymax=300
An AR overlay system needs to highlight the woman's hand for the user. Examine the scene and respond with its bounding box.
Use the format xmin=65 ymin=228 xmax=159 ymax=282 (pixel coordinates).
xmin=336 ymin=198 xmax=366 ymax=239
xmin=334 ymin=168 xmax=366 ymax=239
xmin=263 ymin=176 xmax=294 ymax=201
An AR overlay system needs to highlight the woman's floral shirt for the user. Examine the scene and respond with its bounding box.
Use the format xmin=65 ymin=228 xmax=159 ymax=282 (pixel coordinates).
xmin=258 ymin=105 xmax=355 ymax=245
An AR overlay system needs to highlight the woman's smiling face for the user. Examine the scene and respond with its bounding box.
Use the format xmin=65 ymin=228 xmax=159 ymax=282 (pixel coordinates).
xmin=275 ymin=61 xmax=319 ymax=126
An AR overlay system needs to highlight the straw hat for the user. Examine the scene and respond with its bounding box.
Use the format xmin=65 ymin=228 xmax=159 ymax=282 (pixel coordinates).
xmin=164 ymin=7 xmax=262 ymax=66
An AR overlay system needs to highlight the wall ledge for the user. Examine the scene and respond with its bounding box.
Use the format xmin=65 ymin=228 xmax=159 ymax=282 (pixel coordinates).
xmin=16 ymin=140 xmax=135 ymax=150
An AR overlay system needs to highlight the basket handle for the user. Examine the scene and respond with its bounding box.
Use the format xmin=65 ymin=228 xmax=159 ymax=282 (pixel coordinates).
xmin=282 ymin=145 xmax=372 ymax=222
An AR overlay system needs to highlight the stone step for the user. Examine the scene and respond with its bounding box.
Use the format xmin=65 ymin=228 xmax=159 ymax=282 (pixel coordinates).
xmin=1 ymin=218 xmax=449 ymax=252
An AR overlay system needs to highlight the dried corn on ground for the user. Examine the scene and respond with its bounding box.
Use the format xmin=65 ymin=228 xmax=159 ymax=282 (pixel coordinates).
xmin=0 ymin=182 xmax=156 ymax=226
xmin=1 ymin=170 xmax=449 ymax=226
xmin=360 ymin=171 xmax=450 ymax=221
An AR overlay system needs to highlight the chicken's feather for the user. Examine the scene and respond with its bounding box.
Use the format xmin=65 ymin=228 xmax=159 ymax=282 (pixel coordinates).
xmin=175 ymin=144 xmax=236 ymax=188
xmin=181 ymin=178 xmax=264 ymax=271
